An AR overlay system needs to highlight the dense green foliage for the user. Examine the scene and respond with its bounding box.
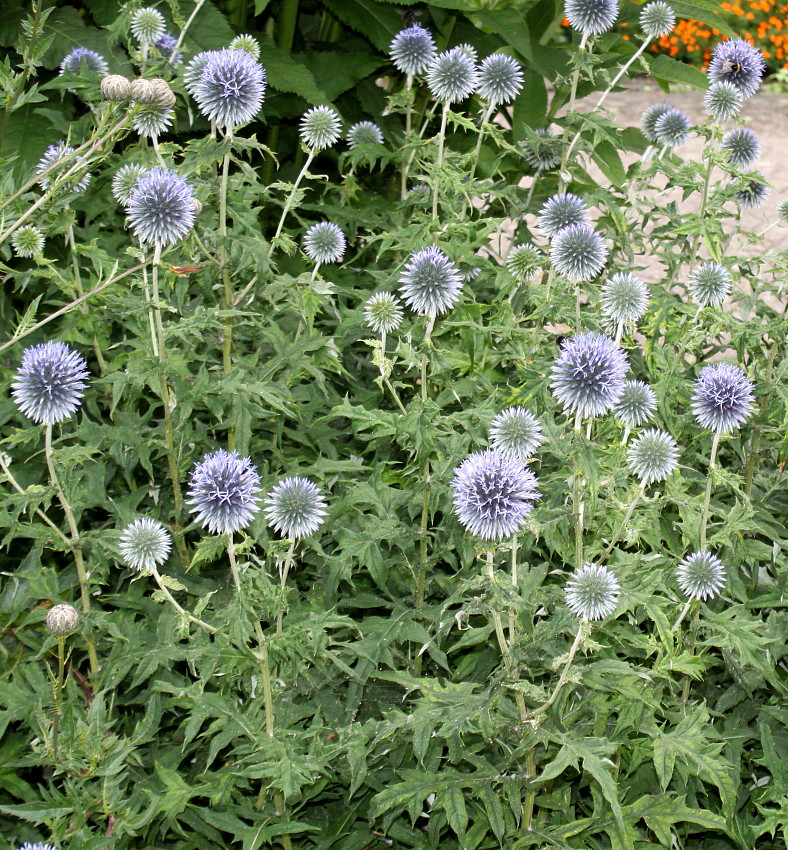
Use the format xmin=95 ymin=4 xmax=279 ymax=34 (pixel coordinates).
xmin=0 ymin=1 xmax=786 ymax=848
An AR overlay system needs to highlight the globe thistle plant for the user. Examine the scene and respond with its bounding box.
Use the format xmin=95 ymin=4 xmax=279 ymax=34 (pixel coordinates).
xmin=613 ymin=380 xmax=657 ymax=428
xmin=722 ymin=127 xmax=761 ymax=169
xmin=506 ymin=243 xmax=543 ymax=282
xmin=626 ymin=429 xmax=680 ymax=485
xmin=550 ymin=332 xmax=629 ymax=420
xmin=538 ymin=193 xmax=589 ymax=239
xmin=489 ymin=407 xmax=544 ymax=460
xmin=564 ymin=0 xmax=619 ymax=36
xmin=193 ymin=48 xmax=266 ymax=129
xmin=639 ymin=1 xmax=676 ymax=38
xmin=691 ymin=363 xmax=755 ymax=433
xmin=36 ymin=142 xmax=91 ymax=193
xmin=735 ymin=175 xmax=770 ymax=209
xmin=523 ymin=127 xmax=559 ymax=171
xmin=112 ymin=163 xmax=148 ymax=206
xmin=550 ymin=224 xmax=608 ymax=281
xmin=131 ymin=7 xmax=166 ymax=46
xmin=564 ymin=563 xmax=620 ymax=620
xmin=132 ymin=102 xmax=174 ymax=138
xmin=264 ymin=477 xmax=328 ymax=540
xmin=399 ymin=245 xmax=463 ymax=317
xmin=154 ymin=32 xmax=181 ymax=65
xmin=451 ymin=449 xmax=540 ymax=541
xmin=640 ymin=103 xmax=672 ymax=144
xmin=704 ymin=81 xmax=742 ymax=122
xmin=300 ymin=105 xmax=342 ymax=151
xmin=230 ymin=34 xmax=261 ymax=60
xmin=389 ymin=24 xmax=437 ymax=76
xmin=11 ymin=225 xmax=45 ymax=258
xmin=186 ymin=450 xmax=262 ymax=535
xmin=676 ymin=551 xmax=726 ymax=600
xmin=653 ymin=107 xmax=691 ymax=147
xmin=60 ymin=46 xmax=109 ymax=76
xmin=688 ymin=262 xmax=732 ymax=307
xmin=11 ymin=341 xmax=89 ymax=425
xmin=426 ymin=48 xmax=479 ymax=103
xmin=119 ymin=518 xmax=172 ymax=572
xmin=364 ymin=292 xmax=404 ymax=335
xmin=303 ymin=222 xmax=346 ymax=264
xmin=346 ymin=121 xmax=384 ymax=148
xmin=477 ymin=53 xmax=523 ymax=105
xmin=126 ymin=167 xmax=196 ymax=247
xmin=707 ymin=38 xmax=766 ymax=98
xmin=600 ymin=272 xmax=649 ymax=330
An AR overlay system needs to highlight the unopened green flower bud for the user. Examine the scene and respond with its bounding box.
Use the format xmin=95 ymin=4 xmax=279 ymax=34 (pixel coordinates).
xmin=45 ymin=603 xmax=80 ymax=636
xmin=101 ymin=74 xmax=132 ymax=101
xmin=129 ymin=78 xmax=158 ymax=104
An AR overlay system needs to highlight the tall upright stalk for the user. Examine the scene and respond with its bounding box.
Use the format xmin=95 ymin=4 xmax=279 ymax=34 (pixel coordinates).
xmin=699 ymin=433 xmax=720 ymax=550
xmin=572 ymin=413 xmax=584 ymax=570
xmin=269 ymin=150 xmax=315 ymax=254
xmin=558 ymin=32 xmax=590 ymax=191
xmin=431 ymin=103 xmax=449 ymax=220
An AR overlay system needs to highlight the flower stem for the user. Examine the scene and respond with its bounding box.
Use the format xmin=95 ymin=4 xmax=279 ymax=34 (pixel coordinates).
xmin=699 ymin=433 xmax=720 ymax=550
xmin=558 ymin=31 xmax=590 ymax=190
xmin=51 ymin=635 xmax=66 ymax=756
xmin=431 ymin=102 xmax=449 ymax=221
xmin=599 ymin=484 xmax=645 ymax=562
xmin=44 ymin=424 xmax=99 ymax=679
xmin=468 ymin=101 xmax=495 ymax=185
xmin=269 ymin=149 xmax=315 ymax=255
xmin=149 ymin=565 xmax=221 ymax=635
xmin=0 ymin=453 xmax=70 ymax=545
xmin=526 ymin=621 xmax=587 ymax=718
xmin=275 ymin=540 xmax=296 ymax=635
xmin=400 ymin=73 xmax=414 ymax=201
xmin=572 ymin=413 xmax=584 ymax=570
xmin=670 ymin=599 xmax=693 ymax=633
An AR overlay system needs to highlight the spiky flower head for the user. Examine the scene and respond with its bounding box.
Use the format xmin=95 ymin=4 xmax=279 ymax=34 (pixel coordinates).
xmin=564 ymin=563 xmax=620 ymax=620
xmin=112 ymin=163 xmax=148 ymax=206
xmin=691 ymin=363 xmax=755 ymax=433
xmin=677 ymin=552 xmax=726 ymax=600
xmin=193 ymin=48 xmax=266 ymax=129
xmin=489 ymin=407 xmax=544 ymax=460
xmin=708 ymin=38 xmax=765 ymax=98
xmin=60 ymin=46 xmax=109 ymax=76
xmin=346 ymin=121 xmax=384 ymax=147
xmin=11 ymin=225 xmax=45 ymax=258
xmin=640 ymin=103 xmax=672 ymax=143
xmin=550 ymin=332 xmax=629 ymax=419
xmin=653 ymin=107 xmax=691 ymax=147
xmin=564 ymin=0 xmax=619 ymax=35
xmin=187 ymin=450 xmax=262 ymax=535
xmin=426 ymin=48 xmax=478 ymax=103
xmin=523 ymin=127 xmax=559 ymax=171
xmin=506 ymin=243 xmax=543 ymax=282
xmin=119 ymin=517 xmax=172 ymax=572
xmin=722 ymin=127 xmax=761 ymax=169
xmin=264 ymin=477 xmax=328 ymax=540
xmin=183 ymin=50 xmax=214 ymax=96
xmin=778 ymin=199 xmax=788 ymax=223
xmin=154 ymin=32 xmax=181 ymax=65
xmin=132 ymin=102 xmax=174 ymax=137
xmin=18 ymin=844 xmax=58 ymax=850
xmin=688 ymin=262 xmax=732 ymax=307
xmin=45 ymin=604 xmax=80 ymax=637
xmin=454 ymin=43 xmax=479 ymax=63
xmin=364 ymin=292 xmax=404 ymax=334
xmin=300 ymin=105 xmax=342 ymax=150
xmin=126 ymin=167 xmax=196 ymax=246
xmin=389 ymin=24 xmax=437 ymax=76
xmin=626 ymin=428 xmax=680 ymax=485
xmin=35 ymin=142 xmax=91 ymax=193
xmin=303 ymin=221 xmax=346 ymax=264
xmin=477 ymin=53 xmax=523 ymax=105
xmin=11 ymin=341 xmax=89 ymax=424
xmin=704 ymin=81 xmax=742 ymax=121
xmin=131 ymin=7 xmax=166 ymax=46
xmin=600 ymin=272 xmax=649 ymax=326
xmin=639 ymin=1 xmax=676 ymax=37
xmin=538 ymin=192 xmax=590 ymax=239
xmin=230 ymin=34 xmax=260 ymax=60
xmin=735 ymin=175 xmax=769 ymax=209
xmin=550 ymin=224 xmax=608 ymax=281
xmin=451 ymin=449 xmax=540 ymax=541
xmin=613 ymin=380 xmax=657 ymax=428
xmin=399 ymin=245 xmax=463 ymax=317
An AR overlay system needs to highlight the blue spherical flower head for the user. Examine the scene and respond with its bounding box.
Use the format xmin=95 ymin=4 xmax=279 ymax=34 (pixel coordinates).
xmin=688 ymin=262 xmax=732 ymax=307
xmin=119 ymin=518 xmax=172 ymax=572
xmin=551 ymin=332 xmax=629 ymax=419
xmin=112 ymin=163 xmax=148 ymax=206
xmin=364 ymin=292 xmax=404 ymax=334
xmin=550 ymin=224 xmax=608 ymax=281
xmin=639 ymin=1 xmax=675 ymax=38
xmin=538 ymin=193 xmax=589 ymax=240
xmin=303 ymin=222 xmax=345 ymax=264
xmin=264 ymin=477 xmax=328 ymax=540
xmin=626 ymin=428 xmax=680 ymax=485
xmin=60 ymin=46 xmax=109 ymax=76
xmin=389 ymin=24 xmax=437 ymax=76
xmin=640 ymin=103 xmax=672 ymax=144
xmin=489 ymin=407 xmax=544 ymax=460
xmin=477 ymin=54 xmax=523 ymax=105
xmin=735 ymin=175 xmax=769 ymax=209
xmin=132 ymin=102 xmax=174 ymax=138
xmin=399 ymin=245 xmax=463 ymax=317
xmin=722 ymin=127 xmax=761 ymax=169
xmin=451 ymin=449 xmax=540 ymax=541
xmin=187 ymin=450 xmax=262 ymax=535
xmin=676 ymin=552 xmax=726 ymax=600
xmin=564 ymin=0 xmax=619 ymax=35
xmin=506 ymin=243 xmax=543 ymax=282
xmin=36 ymin=142 xmax=91 ymax=193
xmin=300 ymin=105 xmax=342 ymax=151
xmin=708 ymin=39 xmax=765 ymax=99
xmin=193 ymin=48 xmax=266 ymax=129
xmin=653 ymin=107 xmax=692 ymax=147
xmin=346 ymin=121 xmax=384 ymax=148
xmin=613 ymin=380 xmax=656 ymax=428
xmin=600 ymin=272 xmax=649 ymax=327
xmin=704 ymin=81 xmax=742 ymax=122
xmin=426 ymin=48 xmax=478 ymax=103
xmin=18 ymin=843 xmax=59 ymax=850
xmin=155 ymin=32 xmax=182 ymax=65
xmin=12 ymin=341 xmax=89 ymax=425
xmin=230 ymin=34 xmax=261 ymax=60
xmin=564 ymin=563 xmax=620 ymax=620
xmin=126 ymin=167 xmax=196 ymax=247
xmin=131 ymin=7 xmax=166 ymax=46
xmin=523 ymin=127 xmax=559 ymax=171
xmin=183 ymin=50 xmax=215 ymax=96
xmin=691 ymin=363 xmax=755 ymax=433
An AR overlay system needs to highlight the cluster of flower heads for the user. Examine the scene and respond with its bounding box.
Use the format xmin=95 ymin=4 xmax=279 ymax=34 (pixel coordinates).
xmin=640 ymin=103 xmax=692 ymax=148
